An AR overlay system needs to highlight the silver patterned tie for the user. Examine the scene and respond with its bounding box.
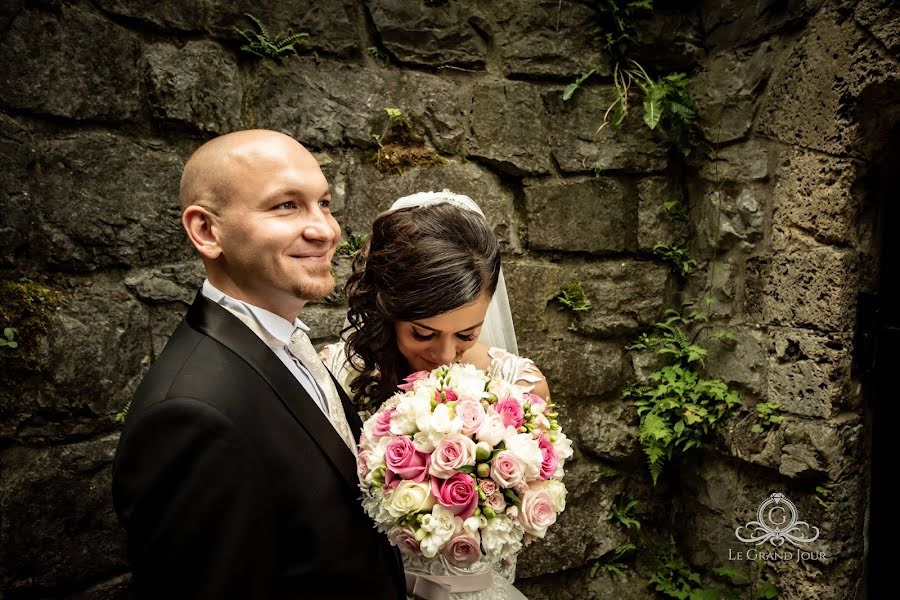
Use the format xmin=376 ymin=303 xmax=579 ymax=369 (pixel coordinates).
xmin=287 ymin=329 xmax=357 ymax=456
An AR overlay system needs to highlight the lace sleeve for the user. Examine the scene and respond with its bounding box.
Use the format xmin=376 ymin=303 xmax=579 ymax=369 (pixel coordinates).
xmin=487 ymin=347 xmax=543 ymax=391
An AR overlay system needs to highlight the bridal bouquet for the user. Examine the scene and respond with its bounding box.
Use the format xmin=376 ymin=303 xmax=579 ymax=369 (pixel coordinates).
xmin=357 ymin=363 xmax=572 ymax=567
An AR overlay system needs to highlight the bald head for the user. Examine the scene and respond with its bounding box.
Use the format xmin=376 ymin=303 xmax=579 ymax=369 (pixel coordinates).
xmin=179 ymin=129 xmax=314 ymax=213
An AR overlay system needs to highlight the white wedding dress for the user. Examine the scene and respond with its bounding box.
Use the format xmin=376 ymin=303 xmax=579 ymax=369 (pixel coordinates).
xmin=320 ymin=342 xmax=540 ymax=600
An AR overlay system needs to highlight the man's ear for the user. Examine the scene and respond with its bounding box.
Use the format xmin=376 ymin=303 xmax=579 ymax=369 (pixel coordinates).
xmin=182 ymin=205 xmax=222 ymax=260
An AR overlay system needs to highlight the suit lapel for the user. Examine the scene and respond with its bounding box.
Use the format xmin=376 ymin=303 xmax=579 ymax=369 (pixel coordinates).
xmin=333 ymin=373 xmax=363 ymax=441
xmin=186 ymin=293 xmax=359 ymax=490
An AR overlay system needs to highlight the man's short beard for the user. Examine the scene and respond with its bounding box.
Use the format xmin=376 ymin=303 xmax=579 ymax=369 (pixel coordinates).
xmin=296 ymin=264 xmax=335 ymax=301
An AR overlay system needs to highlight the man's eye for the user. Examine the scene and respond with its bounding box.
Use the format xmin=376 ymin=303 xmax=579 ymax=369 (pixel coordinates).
xmin=277 ymin=201 xmax=296 ymax=210
xmin=412 ymin=330 xmax=435 ymax=342
xmin=319 ymin=198 xmax=332 ymax=209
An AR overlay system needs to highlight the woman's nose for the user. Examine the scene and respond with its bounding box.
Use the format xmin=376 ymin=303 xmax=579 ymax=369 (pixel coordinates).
xmin=432 ymin=339 xmax=456 ymax=365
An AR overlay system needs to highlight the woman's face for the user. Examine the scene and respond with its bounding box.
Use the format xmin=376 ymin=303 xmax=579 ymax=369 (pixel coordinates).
xmin=394 ymin=294 xmax=492 ymax=373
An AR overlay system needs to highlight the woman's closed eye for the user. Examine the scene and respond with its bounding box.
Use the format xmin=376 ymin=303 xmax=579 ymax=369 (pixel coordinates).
xmin=412 ymin=328 xmax=477 ymax=342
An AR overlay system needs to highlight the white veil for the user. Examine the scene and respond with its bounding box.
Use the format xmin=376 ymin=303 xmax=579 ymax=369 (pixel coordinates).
xmin=382 ymin=190 xmax=519 ymax=355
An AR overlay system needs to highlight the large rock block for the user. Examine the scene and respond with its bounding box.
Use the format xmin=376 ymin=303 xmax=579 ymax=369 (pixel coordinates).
xmin=778 ymin=415 xmax=865 ymax=480
xmin=855 ymin=0 xmax=900 ymax=55
xmin=636 ymin=176 xmax=690 ymax=252
xmin=692 ymin=42 xmax=782 ymax=143
xmin=747 ymin=246 xmax=858 ymax=332
xmin=517 ymin=566 xmax=652 ymax=600
xmin=342 ymin=157 xmax=521 ymax=253
xmin=629 ymin=8 xmax=704 ymax=72
xmin=209 ymin=1 xmax=360 ymax=57
xmin=1 ymin=275 xmax=151 ymax=441
xmin=523 ymin=177 xmax=636 ymax=253
xmin=773 ymin=148 xmax=859 ymax=246
xmin=143 ymin=40 xmax=243 ymax=133
xmin=124 ymin=260 xmax=205 ymax=306
xmin=0 ymin=434 xmax=126 ymax=593
xmin=253 ymin=58 xmax=389 ymax=148
xmin=0 ymin=115 xmax=35 ymax=267
xmin=503 ymin=259 xmax=668 ymax=343
xmin=697 ymin=325 xmax=768 ymax=400
xmin=767 ymin=328 xmax=856 ymax=418
xmin=94 ymin=0 xmax=206 ymax=31
xmin=699 ymin=139 xmax=773 ymax=182
xmin=494 ymin=0 xmax=607 ymax=78
xmin=468 ymin=81 xmax=550 ymax=175
xmin=0 ymin=7 xmax=142 ymax=121
xmin=30 ymin=132 xmax=189 ymax=271
xmin=690 ymin=180 xmax=767 ymax=254
xmin=530 ymin=341 xmax=625 ymax=400
xmin=700 ymin=0 xmax=822 ymax=52
xmin=566 ymin=399 xmax=640 ymax=463
xmin=759 ymin=6 xmax=900 ymax=156
xmin=366 ymin=0 xmax=487 ymax=69
xmin=544 ymin=88 xmax=669 ymax=174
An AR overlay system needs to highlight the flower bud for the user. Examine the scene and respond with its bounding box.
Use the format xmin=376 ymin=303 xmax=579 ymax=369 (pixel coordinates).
xmin=476 ymin=463 xmax=491 ymax=478
xmin=482 ymin=506 xmax=496 ymax=519
xmin=475 ymin=442 xmax=491 ymax=462
xmin=415 ymin=527 xmax=427 ymax=542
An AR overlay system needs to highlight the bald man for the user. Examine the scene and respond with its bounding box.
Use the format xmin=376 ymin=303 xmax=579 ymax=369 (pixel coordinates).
xmin=112 ymin=131 xmax=406 ymax=599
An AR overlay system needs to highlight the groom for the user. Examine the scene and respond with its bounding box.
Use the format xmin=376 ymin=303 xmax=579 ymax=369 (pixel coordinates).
xmin=112 ymin=130 xmax=406 ymax=599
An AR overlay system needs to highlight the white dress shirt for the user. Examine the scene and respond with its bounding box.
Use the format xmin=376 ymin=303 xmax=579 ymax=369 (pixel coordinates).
xmin=201 ymin=280 xmax=329 ymax=416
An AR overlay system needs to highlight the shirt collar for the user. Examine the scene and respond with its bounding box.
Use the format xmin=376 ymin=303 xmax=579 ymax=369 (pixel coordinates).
xmin=201 ymin=280 xmax=310 ymax=346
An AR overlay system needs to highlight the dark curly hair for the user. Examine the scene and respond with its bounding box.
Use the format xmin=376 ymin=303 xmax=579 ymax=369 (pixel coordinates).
xmin=343 ymin=202 xmax=501 ymax=409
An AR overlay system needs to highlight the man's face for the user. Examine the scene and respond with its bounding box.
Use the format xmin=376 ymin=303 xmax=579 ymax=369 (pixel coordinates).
xmin=214 ymin=138 xmax=340 ymax=312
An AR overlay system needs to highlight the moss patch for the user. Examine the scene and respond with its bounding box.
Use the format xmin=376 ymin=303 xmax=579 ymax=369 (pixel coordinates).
xmin=0 ymin=276 xmax=64 ymax=375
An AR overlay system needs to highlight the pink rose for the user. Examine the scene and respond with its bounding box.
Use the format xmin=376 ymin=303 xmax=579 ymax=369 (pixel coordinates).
xmin=490 ymin=451 xmax=524 ymax=488
xmin=357 ymin=450 xmax=371 ymax=480
xmin=372 ymin=409 xmax=394 ymax=438
xmin=519 ymin=488 xmax=557 ymax=538
xmin=538 ymin=434 xmax=559 ymax=480
xmin=442 ymin=532 xmax=482 ymax=567
xmin=478 ymin=478 xmax=498 ymax=496
xmin=385 ymin=436 xmax=430 ymax=482
xmin=429 ymin=433 xmax=477 ymax=478
xmin=388 ymin=526 xmax=423 ymax=558
xmin=443 ymin=388 xmax=459 ymax=403
xmin=431 ymin=473 xmax=479 ymax=519
xmin=456 ymin=400 xmax=486 ymax=436
xmin=495 ymin=397 xmax=525 ymax=429
xmin=398 ymin=370 xmax=430 ymax=391
xmin=485 ymin=492 xmax=506 ymax=513
xmin=524 ymin=393 xmax=547 ymax=414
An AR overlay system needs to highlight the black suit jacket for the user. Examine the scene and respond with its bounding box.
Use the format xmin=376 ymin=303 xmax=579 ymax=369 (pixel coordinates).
xmin=112 ymin=293 xmax=406 ymax=599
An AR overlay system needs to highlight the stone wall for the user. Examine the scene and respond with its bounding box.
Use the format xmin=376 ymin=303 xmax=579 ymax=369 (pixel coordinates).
xmin=2 ymin=1 xmax=898 ymax=598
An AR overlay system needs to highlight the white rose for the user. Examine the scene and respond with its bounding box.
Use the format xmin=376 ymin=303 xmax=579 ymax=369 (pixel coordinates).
xmin=446 ymin=365 xmax=491 ymax=402
xmin=531 ymin=479 xmax=567 ymax=512
xmin=386 ymin=480 xmax=436 ymax=519
xmin=504 ymin=432 xmax=544 ymax=480
xmin=414 ymin=403 xmax=460 ymax=452
xmin=462 ymin=515 xmax=486 ymax=535
xmin=552 ymin=431 xmax=574 ymax=478
xmin=480 ymin=513 xmax=524 ymax=562
xmin=390 ymin=393 xmax=432 ymax=436
xmin=476 ymin=413 xmax=512 ymax=447
xmin=364 ymin=436 xmax=391 ymax=480
xmin=419 ymin=505 xmax=463 ymax=558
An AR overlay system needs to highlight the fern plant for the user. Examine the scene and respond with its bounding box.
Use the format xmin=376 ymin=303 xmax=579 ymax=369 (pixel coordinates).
xmin=236 ymin=13 xmax=308 ymax=59
xmin=751 ymin=401 xmax=783 ymax=433
xmin=625 ymin=309 xmax=740 ymax=484
xmin=607 ymin=493 xmax=641 ymax=530
xmin=653 ymin=244 xmax=698 ymax=278
xmin=555 ymin=282 xmax=592 ymax=313
xmin=590 ymin=543 xmax=637 ymax=577
xmin=336 ymin=234 xmax=368 ymax=258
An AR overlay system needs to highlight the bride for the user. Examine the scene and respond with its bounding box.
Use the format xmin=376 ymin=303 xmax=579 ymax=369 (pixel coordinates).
xmin=321 ymin=191 xmax=550 ymax=599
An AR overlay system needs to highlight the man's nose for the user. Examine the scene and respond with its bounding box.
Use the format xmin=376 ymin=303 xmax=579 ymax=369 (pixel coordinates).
xmin=302 ymin=208 xmax=338 ymax=243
